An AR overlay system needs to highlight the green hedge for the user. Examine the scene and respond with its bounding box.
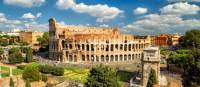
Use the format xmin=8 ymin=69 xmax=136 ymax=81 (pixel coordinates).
xmin=39 ymin=65 xmax=64 ymax=76
xmin=22 ymin=65 xmax=41 ymax=82
xmin=17 ymin=65 xmax=26 ymax=70
xmin=41 ymin=74 xmax=48 ymax=82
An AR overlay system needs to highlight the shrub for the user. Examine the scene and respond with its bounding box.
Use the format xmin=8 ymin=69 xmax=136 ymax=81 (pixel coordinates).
xmin=8 ymin=51 xmax=24 ymax=64
xmin=22 ymin=65 xmax=41 ymax=82
xmin=147 ymin=69 xmax=157 ymax=87
xmin=51 ymin=67 xmax=64 ymax=76
xmin=17 ymin=65 xmax=26 ymax=70
xmin=85 ymin=64 xmax=119 ymax=87
xmin=25 ymin=48 xmax=33 ymax=63
xmin=39 ymin=65 xmax=52 ymax=74
xmin=41 ymin=74 xmax=48 ymax=82
xmin=10 ymin=77 xmax=14 ymax=87
xmin=39 ymin=65 xmax=64 ymax=76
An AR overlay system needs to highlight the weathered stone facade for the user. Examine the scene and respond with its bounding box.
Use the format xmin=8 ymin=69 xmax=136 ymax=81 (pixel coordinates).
xmin=141 ymin=47 xmax=160 ymax=86
xmin=49 ymin=18 xmax=151 ymax=64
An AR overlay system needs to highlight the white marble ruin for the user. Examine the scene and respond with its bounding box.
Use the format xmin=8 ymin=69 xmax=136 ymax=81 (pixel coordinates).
xmin=9 ymin=67 xmax=13 ymax=77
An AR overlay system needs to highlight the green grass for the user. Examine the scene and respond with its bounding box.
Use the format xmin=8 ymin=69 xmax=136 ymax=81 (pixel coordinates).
xmin=62 ymin=67 xmax=89 ymax=83
xmin=117 ymin=70 xmax=133 ymax=82
xmin=117 ymin=70 xmax=133 ymax=87
xmin=0 ymin=62 xmax=40 ymax=78
xmin=59 ymin=66 xmax=132 ymax=87
xmin=1 ymin=66 xmax=23 ymax=78
xmin=26 ymin=62 xmax=40 ymax=67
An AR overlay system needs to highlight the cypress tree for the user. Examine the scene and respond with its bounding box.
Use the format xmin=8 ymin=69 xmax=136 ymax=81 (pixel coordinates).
xmin=10 ymin=77 xmax=14 ymax=87
xmin=147 ymin=69 xmax=157 ymax=87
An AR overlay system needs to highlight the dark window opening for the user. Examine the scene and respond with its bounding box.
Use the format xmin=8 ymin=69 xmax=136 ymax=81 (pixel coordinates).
xmin=111 ymin=44 xmax=114 ymax=51
xmin=87 ymin=44 xmax=90 ymax=51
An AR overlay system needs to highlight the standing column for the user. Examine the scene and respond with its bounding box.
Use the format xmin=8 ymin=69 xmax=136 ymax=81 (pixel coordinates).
xmin=9 ymin=67 xmax=13 ymax=77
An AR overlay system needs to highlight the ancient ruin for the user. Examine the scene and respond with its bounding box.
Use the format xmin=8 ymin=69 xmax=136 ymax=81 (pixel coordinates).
xmin=48 ymin=18 xmax=151 ymax=64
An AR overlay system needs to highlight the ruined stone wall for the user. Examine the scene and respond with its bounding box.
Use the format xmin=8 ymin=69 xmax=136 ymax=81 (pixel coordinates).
xmin=141 ymin=47 xmax=160 ymax=86
xmin=49 ymin=18 xmax=151 ymax=64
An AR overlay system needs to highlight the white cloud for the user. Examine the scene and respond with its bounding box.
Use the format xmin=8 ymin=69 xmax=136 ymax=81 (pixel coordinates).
xmin=160 ymin=2 xmax=200 ymax=15
xmin=100 ymin=24 xmax=109 ymax=27
xmin=21 ymin=13 xmax=36 ymax=19
xmin=56 ymin=0 xmax=123 ymax=22
xmin=21 ymin=12 xmax=42 ymax=19
xmin=0 ymin=12 xmax=47 ymax=32
xmin=59 ymin=21 xmax=66 ymax=25
xmin=36 ymin=13 xmax=42 ymax=18
xmin=0 ymin=12 xmax=22 ymax=25
xmin=125 ymin=2 xmax=200 ymax=34
xmin=3 ymin=0 xmax=45 ymax=8
xmin=124 ymin=14 xmax=200 ymax=34
xmin=134 ymin=7 xmax=148 ymax=15
xmin=167 ymin=0 xmax=200 ymax=2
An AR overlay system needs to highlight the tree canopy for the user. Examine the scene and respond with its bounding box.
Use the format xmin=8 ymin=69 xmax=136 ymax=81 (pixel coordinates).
xmin=168 ymin=49 xmax=192 ymax=68
xmin=85 ymin=64 xmax=119 ymax=87
xmin=8 ymin=51 xmax=24 ymax=64
xmin=10 ymin=77 xmax=14 ymax=87
xmin=22 ymin=65 xmax=42 ymax=82
xmin=147 ymin=69 xmax=157 ymax=87
xmin=181 ymin=29 xmax=200 ymax=87
xmin=37 ymin=32 xmax=48 ymax=48
xmin=25 ymin=48 xmax=33 ymax=63
xmin=0 ymin=48 xmax=4 ymax=55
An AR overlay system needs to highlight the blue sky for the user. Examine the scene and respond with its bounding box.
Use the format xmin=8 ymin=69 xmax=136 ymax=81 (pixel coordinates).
xmin=0 ymin=0 xmax=200 ymax=35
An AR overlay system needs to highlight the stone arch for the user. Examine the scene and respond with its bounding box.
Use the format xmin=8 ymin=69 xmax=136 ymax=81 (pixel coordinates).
xmin=69 ymin=44 xmax=72 ymax=49
xmin=77 ymin=44 xmax=81 ymax=50
xmin=91 ymin=55 xmax=94 ymax=61
xmin=132 ymin=54 xmax=134 ymax=60
xmin=115 ymin=55 xmax=118 ymax=61
xmin=74 ymin=55 xmax=77 ymax=62
xmin=115 ymin=44 xmax=118 ymax=50
xmin=124 ymin=55 xmax=127 ymax=61
xmin=87 ymin=55 xmax=90 ymax=61
xmin=128 ymin=54 xmax=131 ymax=60
xmin=111 ymin=44 xmax=114 ymax=51
xmin=69 ymin=55 xmax=72 ymax=61
xmin=111 ymin=55 xmax=114 ymax=61
xmin=87 ymin=44 xmax=90 ymax=51
xmin=82 ymin=44 xmax=85 ymax=50
xmin=136 ymin=54 xmax=138 ymax=59
xmin=106 ymin=55 xmax=109 ymax=62
xmin=82 ymin=55 xmax=85 ymax=61
xmin=101 ymin=55 xmax=104 ymax=62
xmin=62 ymin=40 xmax=65 ymax=48
xmin=96 ymin=55 xmax=99 ymax=62
xmin=120 ymin=44 xmax=123 ymax=50
xmin=128 ymin=44 xmax=131 ymax=51
xmin=120 ymin=55 xmax=123 ymax=61
xmin=124 ymin=44 xmax=127 ymax=51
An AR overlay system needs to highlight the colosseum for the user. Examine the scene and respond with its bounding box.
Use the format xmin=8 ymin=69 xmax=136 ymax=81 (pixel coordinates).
xmin=49 ymin=18 xmax=151 ymax=64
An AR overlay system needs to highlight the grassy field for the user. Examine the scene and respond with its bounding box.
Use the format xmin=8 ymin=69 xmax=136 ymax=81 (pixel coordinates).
xmin=62 ymin=67 xmax=89 ymax=83
xmin=56 ymin=66 xmax=133 ymax=87
xmin=1 ymin=66 xmax=23 ymax=78
xmin=0 ymin=62 xmax=40 ymax=78
xmin=1 ymin=62 xmax=133 ymax=87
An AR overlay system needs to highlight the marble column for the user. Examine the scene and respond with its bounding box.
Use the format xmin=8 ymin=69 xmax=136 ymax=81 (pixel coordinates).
xmin=9 ymin=67 xmax=13 ymax=77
